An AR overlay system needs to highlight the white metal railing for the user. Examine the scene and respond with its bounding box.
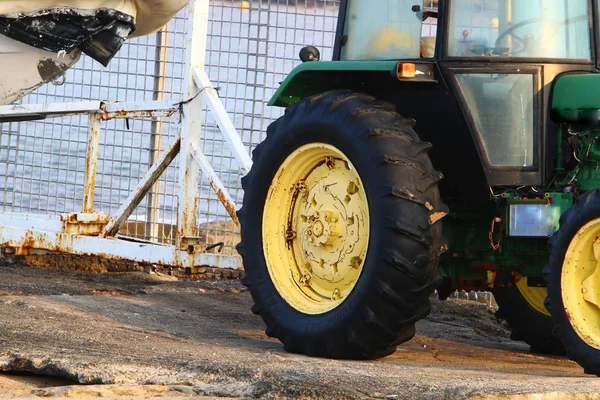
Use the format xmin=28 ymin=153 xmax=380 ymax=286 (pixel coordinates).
xmin=0 ymin=0 xmax=251 ymax=270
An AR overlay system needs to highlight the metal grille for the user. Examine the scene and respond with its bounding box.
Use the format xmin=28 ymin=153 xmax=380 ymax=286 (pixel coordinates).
xmin=0 ymin=0 xmax=341 ymax=253
xmin=198 ymin=0 xmax=341 ymax=253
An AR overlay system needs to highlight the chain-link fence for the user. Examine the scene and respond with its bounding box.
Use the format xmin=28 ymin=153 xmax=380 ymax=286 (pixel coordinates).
xmin=0 ymin=0 xmax=341 ymax=254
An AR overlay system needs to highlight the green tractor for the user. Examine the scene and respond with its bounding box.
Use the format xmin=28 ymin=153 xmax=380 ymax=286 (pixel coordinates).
xmin=237 ymin=0 xmax=600 ymax=375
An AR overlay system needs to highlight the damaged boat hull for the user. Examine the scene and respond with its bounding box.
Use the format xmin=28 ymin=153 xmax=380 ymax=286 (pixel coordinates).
xmin=0 ymin=35 xmax=80 ymax=106
xmin=0 ymin=0 xmax=187 ymax=106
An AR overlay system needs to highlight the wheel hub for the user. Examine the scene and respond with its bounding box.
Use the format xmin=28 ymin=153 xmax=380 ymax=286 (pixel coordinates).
xmin=297 ymin=177 xmax=363 ymax=285
xmin=581 ymin=238 xmax=600 ymax=309
xmin=262 ymin=143 xmax=370 ymax=314
xmin=305 ymin=211 xmax=339 ymax=247
xmin=562 ymin=219 xmax=600 ymax=349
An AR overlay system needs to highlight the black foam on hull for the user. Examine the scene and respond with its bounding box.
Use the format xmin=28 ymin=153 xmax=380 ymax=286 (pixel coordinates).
xmin=0 ymin=7 xmax=135 ymax=66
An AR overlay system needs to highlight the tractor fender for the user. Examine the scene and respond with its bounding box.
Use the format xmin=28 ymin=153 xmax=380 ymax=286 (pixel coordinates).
xmin=268 ymin=60 xmax=401 ymax=107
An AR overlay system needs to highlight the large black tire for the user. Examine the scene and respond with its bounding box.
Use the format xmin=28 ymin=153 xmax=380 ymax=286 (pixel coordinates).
xmin=236 ymin=90 xmax=448 ymax=359
xmin=544 ymin=189 xmax=600 ymax=375
xmin=493 ymin=273 xmax=565 ymax=356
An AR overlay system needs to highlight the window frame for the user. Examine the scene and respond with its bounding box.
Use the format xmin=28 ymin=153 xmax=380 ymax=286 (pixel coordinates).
xmin=333 ymin=0 xmax=432 ymax=62
xmin=446 ymin=65 xmax=542 ymax=172
xmin=442 ymin=0 xmax=597 ymax=65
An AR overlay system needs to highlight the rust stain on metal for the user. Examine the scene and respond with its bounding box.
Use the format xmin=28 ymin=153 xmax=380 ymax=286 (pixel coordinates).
xmin=61 ymin=213 xmax=110 ymax=236
xmin=176 ymin=167 xmax=199 ymax=250
xmin=208 ymin=177 xmax=240 ymax=227
xmin=325 ymin=156 xmax=335 ymax=170
xmin=83 ymin=113 xmax=101 ymax=213
xmin=100 ymin=109 xmax=176 ymax=121
xmin=19 ymin=232 xmax=148 ymax=265
xmin=22 ymin=229 xmax=35 ymax=249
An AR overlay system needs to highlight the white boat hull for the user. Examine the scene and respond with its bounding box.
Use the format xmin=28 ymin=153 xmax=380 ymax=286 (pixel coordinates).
xmin=0 ymin=35 xmax=80 ymax=105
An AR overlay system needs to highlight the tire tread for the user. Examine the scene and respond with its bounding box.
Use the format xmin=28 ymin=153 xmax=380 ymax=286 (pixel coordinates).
xmin=236 ymin=89 xmax=447 ymax=359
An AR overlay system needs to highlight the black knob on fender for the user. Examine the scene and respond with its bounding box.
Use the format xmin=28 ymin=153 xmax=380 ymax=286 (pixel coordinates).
xmin=299 ymin=46 xmax=320 ymax=62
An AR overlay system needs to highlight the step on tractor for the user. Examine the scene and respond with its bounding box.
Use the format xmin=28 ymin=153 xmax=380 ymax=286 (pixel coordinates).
xmin=237 ymin=0 xmax=600 ymax=375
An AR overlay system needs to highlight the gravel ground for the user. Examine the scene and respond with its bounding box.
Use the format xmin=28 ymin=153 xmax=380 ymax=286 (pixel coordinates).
xmin=1 ymin=260 xmax=600 ymax=399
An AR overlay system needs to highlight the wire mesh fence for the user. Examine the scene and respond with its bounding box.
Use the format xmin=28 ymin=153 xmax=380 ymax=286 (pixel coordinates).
xmin=0 ymin=0 xmax=341 ymax=254
xmin=0 ymin=0 xmax=500 ymax=305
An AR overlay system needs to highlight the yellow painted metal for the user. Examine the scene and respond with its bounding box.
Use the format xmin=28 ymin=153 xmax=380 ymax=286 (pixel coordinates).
xmin=515 ymin=276 xmax=551 ymax=317
xmin=262 ymin=143 xmax=370 ymax=314
xmin=562 ymin=218 xmax=600 ymax=350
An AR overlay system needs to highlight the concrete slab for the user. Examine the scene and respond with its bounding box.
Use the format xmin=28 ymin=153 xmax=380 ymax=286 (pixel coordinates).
xmin=0 ymin=262 xmax=599 ymax=399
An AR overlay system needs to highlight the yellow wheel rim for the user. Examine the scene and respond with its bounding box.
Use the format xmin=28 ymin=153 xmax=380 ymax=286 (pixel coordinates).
xmin=262 ymin=143 xmax=370 ymax=315
xmin=515 ymin=276 xmax=550 ymax=317
xmin=562 ymin=218 xmax=600 ymax=349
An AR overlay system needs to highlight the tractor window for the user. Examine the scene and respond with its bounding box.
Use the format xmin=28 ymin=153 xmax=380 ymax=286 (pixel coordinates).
xmin=448 ymin=0 xmax=591 ymax=60
xmin=340 ymin=0 xmax=425 ymax=60
xmin=456 ymin=73 xmax=535 ymax=167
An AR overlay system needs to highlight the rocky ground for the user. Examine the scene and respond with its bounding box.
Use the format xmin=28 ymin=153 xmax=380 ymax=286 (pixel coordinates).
xmin=0 ymin=259 xmax=599 ymax=399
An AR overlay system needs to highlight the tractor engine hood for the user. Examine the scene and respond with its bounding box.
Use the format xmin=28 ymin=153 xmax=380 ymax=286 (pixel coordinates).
xmin=0 ymin=0 xmax=187 ymax=66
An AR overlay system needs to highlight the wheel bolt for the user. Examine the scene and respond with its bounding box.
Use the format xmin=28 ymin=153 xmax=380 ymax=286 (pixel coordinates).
xmin=325 ymin=157 xmax=335 ymax=169
xmin=300 ymin=274 xmax=311 ymax=286
xmin=331 ymin=288 xmax=341 ymax=301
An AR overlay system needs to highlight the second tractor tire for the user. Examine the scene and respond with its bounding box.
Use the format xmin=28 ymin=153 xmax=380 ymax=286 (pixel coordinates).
xmin=493 ymin=273 xmax=565 ymax=356
xmin=544 ymin=188 xmax=600 ymax=375
xmin=237 ymin=90 xmax=448 ymax=359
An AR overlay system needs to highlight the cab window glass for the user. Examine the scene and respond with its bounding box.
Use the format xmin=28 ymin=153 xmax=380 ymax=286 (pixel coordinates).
xmin=456 ymin=73 xmax=535 ymax=167
xmin=448 ymin=0 xmax=591 ymax=59
xmin=341 ymin=0 xmax=424 ymax=60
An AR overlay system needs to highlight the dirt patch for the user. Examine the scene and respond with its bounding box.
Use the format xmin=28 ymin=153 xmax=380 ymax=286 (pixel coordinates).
xmin=427 ymin=298 xmax=511 ymax=343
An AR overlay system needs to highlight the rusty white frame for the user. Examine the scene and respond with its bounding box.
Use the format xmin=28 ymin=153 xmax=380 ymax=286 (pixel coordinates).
xmin=0 ymin=0 xmax=250 ymax=270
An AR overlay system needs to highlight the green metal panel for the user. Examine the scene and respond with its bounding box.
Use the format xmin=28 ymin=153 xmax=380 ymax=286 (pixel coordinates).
xmin=438 ymin=192 xmax=574 ymax=291
xmin=268 ymin=60 xmax=399 ymax=107
xmin=551 ymin=73 xmax=600 ymax=123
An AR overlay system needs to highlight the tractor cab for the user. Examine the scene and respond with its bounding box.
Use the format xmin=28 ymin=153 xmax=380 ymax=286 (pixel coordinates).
xmin=337 ymin=0 xmax=591 ymax=62
xmin=332 ymin=0 xmax=596 ymax=187
xmin=445 ymin=1 xmax=590 ymax=60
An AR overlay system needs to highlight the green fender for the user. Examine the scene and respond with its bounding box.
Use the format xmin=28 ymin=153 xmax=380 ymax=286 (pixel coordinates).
xmin=551 ymin=73 xmax=600 ymax=123
xmin=268 ymin=60 xmax=399 ymax=107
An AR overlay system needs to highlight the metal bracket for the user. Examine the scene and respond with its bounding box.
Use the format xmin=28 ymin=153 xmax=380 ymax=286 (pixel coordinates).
xmin=61 ymin=213 xmax=110 ymax=236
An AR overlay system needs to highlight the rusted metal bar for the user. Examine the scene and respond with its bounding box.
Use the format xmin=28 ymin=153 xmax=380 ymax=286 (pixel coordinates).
xmin=146 ymin=27 xmax=170 ymax=241
xmin=189 ymin=142 xmax=240 ymax=227
xmin=101 ymin=109 xmax=175 ymax=121
xmin=176 ymin=0 xmax=209 ymax=249
xmin=101 ymin=100 xmax=178 ymax=115
xmin=0 ymin=224 xmax=242 ymax=269
xmin=83 ymin=112 xmax=101 ymax=213
xmin=100 ymin=137 xmax=181 ymax=238
xmin=0 ymin=101 xmax=177 ymax=121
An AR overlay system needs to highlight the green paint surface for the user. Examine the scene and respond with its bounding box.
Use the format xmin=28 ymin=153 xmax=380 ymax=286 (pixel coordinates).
xmin=552 ymin=74 xmax=600 ymax=122
xmin=268 ymin=61 xmax=398 ymax=107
